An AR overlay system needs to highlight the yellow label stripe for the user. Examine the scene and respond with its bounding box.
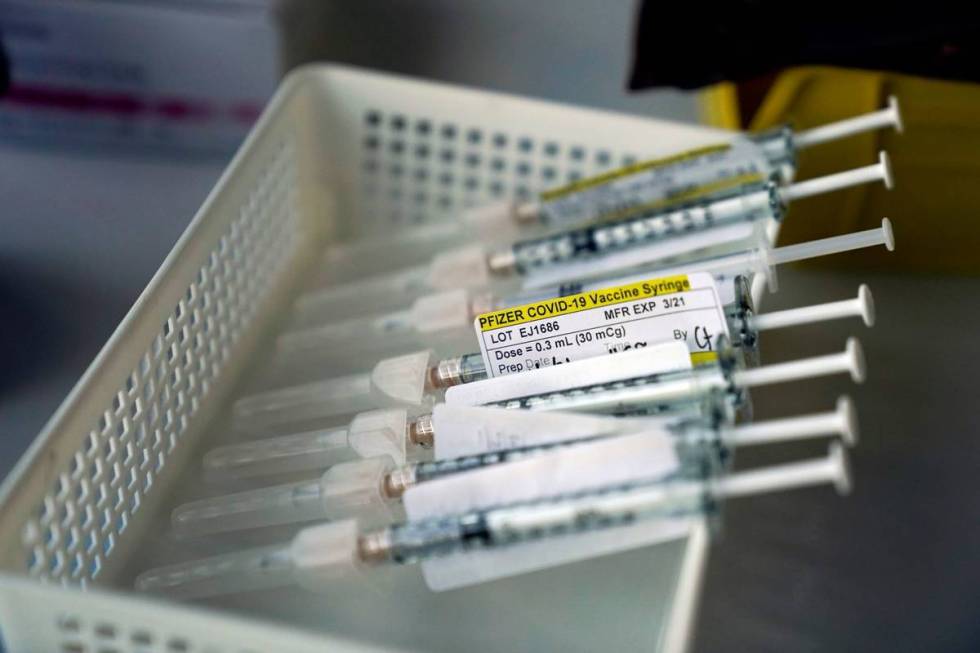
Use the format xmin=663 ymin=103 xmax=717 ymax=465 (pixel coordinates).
xmin=478 ymin=275 xmax=691 ymax=332
xmin=689 ymin=351 xmax=719 ymax=366
xmin=540 ymin=143 xmax=732 ymax=201
xmin=591 ymin=172 xmax=766 ymax=225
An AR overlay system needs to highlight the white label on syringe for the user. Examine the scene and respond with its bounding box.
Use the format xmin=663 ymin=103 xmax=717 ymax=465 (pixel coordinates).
xmin=537 ymin=139 xmax=769 ymax=228
xmin=431 ymin=404 xmax=681 ymax=460
xmin=473 ymin=272 xmax=729 ymax=378
xmin=404 ymin=431 xmax=686 ymax=592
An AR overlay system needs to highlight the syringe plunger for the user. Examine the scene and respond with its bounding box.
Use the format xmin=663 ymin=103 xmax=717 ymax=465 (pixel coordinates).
xmin=767 ymin=218 xmax=895 ymax=266
xmin=778 ymin=151 xmax=893 ymax=203
xmin=723 ymin=397 xmax=858 ymax=447
xmin=747 ymin=285 xmax=875 ymax=332
xmin=732 ymin=338 xmax=866 ymax=388
xmin=716 ymin=442 xmax=851 ymax=498
xmin=792 ymin=96 xmax=903 ymax=149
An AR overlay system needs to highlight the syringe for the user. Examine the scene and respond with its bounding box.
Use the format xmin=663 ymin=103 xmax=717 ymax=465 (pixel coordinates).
xmin=499 ymin=97 xmax=902 ymax=232
xmin=307 ymin=98 xmax=902 ymax=286
xmin=258 ymin=277 xmax=874 ymax=412
xmin=277 ymin=267 xmax=877 ymax=382
xmin=273 ymin=220 xmax=891 ymax=374
xmin=293 ymin=156 xmax=891 ymax=324
xmin=510 ymin=218 xmax=894 ymax=305
xmin=464 ymin=338 xmax=865 ymax=415
xmin=174 ymin=399 xmax=856 ymax=537
xmin=206 ymin=396 xmax=718 ymax=480
xmin=490 ymin=152 xmax=893 ymax=287
xmin=136 ymin=443 xmax=850 ymax=599
xmin=231 ymin=336 xmax=864 ymax=434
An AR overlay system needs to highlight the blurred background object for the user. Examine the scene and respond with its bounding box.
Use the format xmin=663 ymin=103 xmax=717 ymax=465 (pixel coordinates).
xmin=0 ymin=0 xmax=278 ymax=156
xmin=0 ymin=31 xmax=9 ymax=95
xmin=276 ymin=0 xmax=698 ymax=121
xmin=0 ymin=0 xmax=280 ymax=473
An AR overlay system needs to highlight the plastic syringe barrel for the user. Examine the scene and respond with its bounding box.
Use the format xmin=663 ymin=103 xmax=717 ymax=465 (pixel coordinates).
xmin=205 ymin=409 xmax=412 ymax=480
xmin=173 ymin=457 xmax=396 ymax=537
xmin=172 ymin=478 xmax=327 ymax=537
xmin=204 ymin=426 xmax=359 ymax=480
xmin=293 ymin=264 xmax=430 ymax=325
xmin=277 ymin=309 xmax=415 ymax=357
xmin=135 ymin=543 xmax=297 ymax=599
xmin=232 ymin=351 xmax=436 ymax=434
xmin=232 ymin=373 xmax=375 ymax=434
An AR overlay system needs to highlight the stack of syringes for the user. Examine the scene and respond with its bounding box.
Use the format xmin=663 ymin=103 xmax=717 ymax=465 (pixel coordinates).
xmin=135 ymin=98 xmax=901 ymax=602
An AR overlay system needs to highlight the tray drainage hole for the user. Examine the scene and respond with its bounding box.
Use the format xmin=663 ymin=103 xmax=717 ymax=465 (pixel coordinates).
xmin=95 ymin=623 xmax=117 ymax=638
xmin=56 ymin=615 xmax=81 ymax=632
xmin=131 ymin=630 xmax=153 ymax=646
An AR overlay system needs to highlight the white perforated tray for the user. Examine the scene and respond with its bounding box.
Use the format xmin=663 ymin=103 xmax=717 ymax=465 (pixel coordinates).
xmin=0 ymin=65 xmax=730 ymax=652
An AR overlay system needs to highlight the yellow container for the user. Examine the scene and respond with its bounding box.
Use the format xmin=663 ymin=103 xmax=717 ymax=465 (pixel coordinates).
xmin=706 ymin=67 xmax=980 ymax=274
